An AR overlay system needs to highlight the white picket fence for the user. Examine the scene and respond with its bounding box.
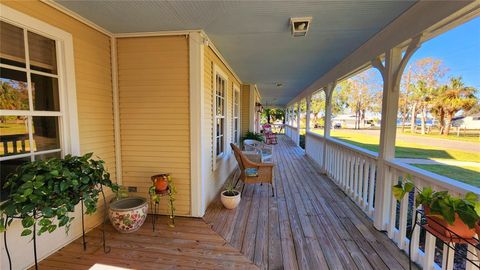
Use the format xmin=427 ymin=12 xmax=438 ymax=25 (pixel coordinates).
xmin=297 ymin=132 xmax=480 ymax=270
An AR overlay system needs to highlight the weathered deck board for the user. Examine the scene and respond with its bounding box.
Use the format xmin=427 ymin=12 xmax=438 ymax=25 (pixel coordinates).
xmin=33 ymin=216 xmax=257 ymax=270
xmin=35 ymin=135 xmax=416 ymax=270
xmin=204 ymin=135 xmax=417 ymax=270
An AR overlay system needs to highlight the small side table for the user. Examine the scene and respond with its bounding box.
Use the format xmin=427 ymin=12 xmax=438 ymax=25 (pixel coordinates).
xmin=149 ymin=187 xmax=176 ymax=232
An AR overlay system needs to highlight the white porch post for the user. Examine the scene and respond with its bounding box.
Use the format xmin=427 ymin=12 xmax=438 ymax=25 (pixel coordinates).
xmin=296 ymin=102 xmax=301 ymax=145
xmin=306 ymin=96 xmax=311 ymax=132
xmin=322 ymin=83 xmax=335 ymax=172
xmin=372 ymin=36 xmax=421 ymax=230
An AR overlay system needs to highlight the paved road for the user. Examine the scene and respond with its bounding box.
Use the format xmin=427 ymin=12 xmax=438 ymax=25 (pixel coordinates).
xmin=336 ymin=129 xmax=480 ymax=153
xmin=396 ymin=158 xmax=480 ymax=168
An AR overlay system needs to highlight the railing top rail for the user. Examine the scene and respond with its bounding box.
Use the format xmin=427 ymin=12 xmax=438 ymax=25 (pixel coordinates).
xmin=306 ymin=131 xmax=325 ymax=140
xmin=325 ymin=136 xmax=378 ymax=160
xmin=285 ymin=124 xmax=299 ymax=130
xmin=386 ymin=159 xmax=480 ymax=195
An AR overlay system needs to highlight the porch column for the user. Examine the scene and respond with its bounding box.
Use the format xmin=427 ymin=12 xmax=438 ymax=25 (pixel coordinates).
xmin=322 ymin=83 xmax=335 ymax=172
xmin=372 ymin=36 xmax=421 ymax=230
xmin=306 ymin=96 xmax=311 ymax=132
xmin=296 ymin=102 xmax=301 ymax=145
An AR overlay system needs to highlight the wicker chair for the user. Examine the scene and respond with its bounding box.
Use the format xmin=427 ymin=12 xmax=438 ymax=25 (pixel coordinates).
xmin=230 ymin=143 xmax=275 ymax=197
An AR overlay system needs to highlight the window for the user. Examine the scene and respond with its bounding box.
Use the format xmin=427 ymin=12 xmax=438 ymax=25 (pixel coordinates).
xmin=0 ymin=14 xmax=78 ymax=202
xmin=214 ymin=70 xmax=227 ymax=157
xmin=233 ymin=87 xmax=240 ymax=145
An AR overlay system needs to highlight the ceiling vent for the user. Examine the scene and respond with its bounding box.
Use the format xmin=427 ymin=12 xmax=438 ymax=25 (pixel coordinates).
xmin=290 ymin=17 xmax=312 ymax=37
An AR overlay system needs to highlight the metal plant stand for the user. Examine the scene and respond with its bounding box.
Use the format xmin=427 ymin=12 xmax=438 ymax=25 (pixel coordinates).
xmin=149 ymin=187 xmax=176 ymax=232
xmin=4 ymin=186 xmax=111 ymax=270
xmin=408 ymin=209 xmax=479 ymax=270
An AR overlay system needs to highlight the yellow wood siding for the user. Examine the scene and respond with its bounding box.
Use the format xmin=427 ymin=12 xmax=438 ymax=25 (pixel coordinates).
xmin=117 ymin=36 xmax=190 ymax=216
xmin=1 ymin=2 xmax=115 ymax=269
xmin=203 ymin=46 xmax=241 ymax=206
xmin=241 ymin=84 xmax=251 ymax=136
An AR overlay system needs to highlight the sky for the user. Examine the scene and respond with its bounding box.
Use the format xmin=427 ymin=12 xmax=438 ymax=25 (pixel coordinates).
xmin=408 ymin=16 xmax=480 ymax=89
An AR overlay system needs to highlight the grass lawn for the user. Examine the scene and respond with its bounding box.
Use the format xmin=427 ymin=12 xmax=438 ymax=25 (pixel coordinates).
xmin=310 ymin=129 xmax=479 ymax=187
xmin=412 ymin=164 xmax=480 ymax=188
xmin=323 ymin=130 xmax=479 ymax=162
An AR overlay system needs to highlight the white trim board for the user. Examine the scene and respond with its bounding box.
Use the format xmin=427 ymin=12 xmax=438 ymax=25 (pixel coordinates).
xmin=189 ymin=32 xmax=205 ymax=217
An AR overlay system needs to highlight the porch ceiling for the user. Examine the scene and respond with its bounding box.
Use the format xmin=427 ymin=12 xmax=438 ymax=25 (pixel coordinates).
xmin=55 ymin=0 xmax=416 ymax=106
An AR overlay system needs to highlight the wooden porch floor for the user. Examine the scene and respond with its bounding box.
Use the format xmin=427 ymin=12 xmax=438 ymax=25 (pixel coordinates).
xmin=204 ymin=135 xmax=416 ymax=270
xmin=35 ymin=135 xmax=415 ymax=269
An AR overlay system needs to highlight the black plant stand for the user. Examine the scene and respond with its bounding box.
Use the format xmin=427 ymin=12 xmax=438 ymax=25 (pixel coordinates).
xmin=149 ymin=188 xmax=176 ymax=232
xmin=4 ymin=186 xmax=111 ymax=270
xmin=408 ymin=209 xmax=479 ymax=270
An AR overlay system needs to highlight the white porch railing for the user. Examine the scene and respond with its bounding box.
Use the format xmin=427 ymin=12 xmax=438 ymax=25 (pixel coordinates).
xmin=303 ymin=133 xmax=480 ymax=270
xmin=285 ymin=125 xmax=299 ymax=146
xmin=323 ymin=134 xmax=378 ymax=219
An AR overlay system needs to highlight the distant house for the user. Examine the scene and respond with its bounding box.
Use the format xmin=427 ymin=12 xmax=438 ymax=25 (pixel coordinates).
xmin=452 ymin=113 xmax=480 ymax=129
xmin=332 ymin=114 xmax=376 ymax=129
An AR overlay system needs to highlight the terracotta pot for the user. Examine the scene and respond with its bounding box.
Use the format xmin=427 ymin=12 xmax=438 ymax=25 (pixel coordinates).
xmin=424 ymin=206 xmax=476 ymax=239
xmin=221 ymin=190 xmax=241 ymax=209
xmin=475 ymin=221 xmax=480 ymax=237
xmin=109 ymin=197 xmax=148 ymax=233
xmin=151 ymin=174 xmax=169 ymax=192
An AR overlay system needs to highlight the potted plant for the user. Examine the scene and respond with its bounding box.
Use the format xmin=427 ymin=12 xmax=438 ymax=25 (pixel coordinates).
xmin=393 ymin=176 xmax=480 ymax=239
xmin=148 ymin=175 xmax=177 ymax=227
xmin=0 ymin=153 xmax=118 ymax=237
xmin=108 ymin=197 xmax=148 ymax=233
xmin=151 ymin=173 xmax=170 ymax=193
xmin=220 ymin=185 xmax=241 ymax=210
xmin=242 ymin=131 xmax=264 ymax=144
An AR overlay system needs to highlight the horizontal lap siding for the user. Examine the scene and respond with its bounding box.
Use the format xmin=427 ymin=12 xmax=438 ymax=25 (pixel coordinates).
xmin=117 ymin=36 xmax=190 ymax=216
xmin=1 ymin=2 xmax=115 ymax=269
xmin=203 ymin=47 xmax=241 ymax=207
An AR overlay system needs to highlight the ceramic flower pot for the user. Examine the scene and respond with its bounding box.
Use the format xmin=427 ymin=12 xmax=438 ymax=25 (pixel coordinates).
xmin=221 ymin=190 xmax=241 ymax=209
xmin=109 ymin=197 xmax=148 ymax=233
xmin=424 ymin=206 xmax=476 ymax=239
xmin=151 ymin=174 xmax=169 ymax=193
xmin=475 ymin=221 xmax=480 ymax=237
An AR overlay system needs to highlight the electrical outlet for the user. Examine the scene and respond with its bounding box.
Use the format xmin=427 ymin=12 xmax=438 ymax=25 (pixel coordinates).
xmin=128 ymin=186 xmax=137 ymax=192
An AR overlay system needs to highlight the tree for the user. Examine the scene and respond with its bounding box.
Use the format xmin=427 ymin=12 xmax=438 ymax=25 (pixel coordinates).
xmin=437 ymin=77 xmax=477 ymax=135
xmin=261 ymin=108 xmax=285 ymax=124
xmin=408 ymin=58 xmax=447 ymax=134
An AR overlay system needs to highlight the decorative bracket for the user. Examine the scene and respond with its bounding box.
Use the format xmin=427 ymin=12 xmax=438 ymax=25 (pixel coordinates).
xmin=372 ymin=34 xmax=422 ymax=92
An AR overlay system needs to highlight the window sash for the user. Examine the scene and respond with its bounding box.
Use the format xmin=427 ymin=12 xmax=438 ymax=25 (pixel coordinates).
xmin=0 ymin=20 xmax=64 ymax=162
xmin=214 ymin=73 xmax=226 ymax=157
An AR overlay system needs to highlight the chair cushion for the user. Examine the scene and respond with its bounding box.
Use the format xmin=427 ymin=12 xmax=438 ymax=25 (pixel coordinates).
xmin=245 ymin=168 xmax=258 ymax=177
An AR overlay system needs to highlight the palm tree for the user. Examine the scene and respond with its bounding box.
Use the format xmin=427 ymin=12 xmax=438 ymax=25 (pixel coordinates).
xmin=438 ymin=77 xmax=477 ymax=135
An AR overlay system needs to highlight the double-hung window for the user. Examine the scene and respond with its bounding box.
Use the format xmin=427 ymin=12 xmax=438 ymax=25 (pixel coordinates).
xmin=214 ymin=70 xmax=227 ymax=158
xmin=0 ymin=12 xmax=78 ymax=202
xmin=233 ymin=87 xmax=240 ymax=145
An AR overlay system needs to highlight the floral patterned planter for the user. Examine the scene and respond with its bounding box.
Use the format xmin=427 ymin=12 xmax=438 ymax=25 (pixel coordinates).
xmin=109 ymin=197 xmax=148 ymax=233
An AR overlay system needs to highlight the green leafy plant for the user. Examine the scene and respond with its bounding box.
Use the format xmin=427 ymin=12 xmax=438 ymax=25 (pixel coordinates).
xmin=0 ymin=153 xmax=118 ymax=237
xmin=223 ymin=183 xmax=239 ymax=197
xmin=149 ymin=175 xmax=176 ymax=227
xmin=393 ymin=174 xmax=480 ymax=228
xmin=242 ymin=131 xmax=264 ymax=142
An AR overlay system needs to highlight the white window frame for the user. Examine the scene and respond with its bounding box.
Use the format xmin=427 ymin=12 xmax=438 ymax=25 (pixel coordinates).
xmin=213 ymin=65 xmax=228 ymax=166
xmin=232 ymin=85 xmax=240 ymax=145
xmin=0 ymin=5 xmax=80 ymax=163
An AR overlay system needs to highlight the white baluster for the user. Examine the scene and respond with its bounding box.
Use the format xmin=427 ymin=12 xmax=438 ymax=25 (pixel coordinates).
xmin=441 ymin=243 xmax=454 ymax=270
xmin=368 ymin=162 xmax=376 ymax=217
xmin=424 ymin=232 xmax=436 ymax=270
